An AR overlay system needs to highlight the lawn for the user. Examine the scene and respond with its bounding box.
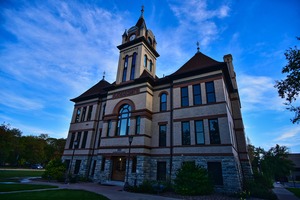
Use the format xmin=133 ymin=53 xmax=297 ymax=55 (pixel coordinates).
xmin=0 ymin=189 xmax=110 ymax=200
xmin=287 ymin=188 xmax=300 ymax=198
xmin=0 ymin=183 xmax=58 ymax=192
xmin=0 ymin=169 xmax=44 ymax=180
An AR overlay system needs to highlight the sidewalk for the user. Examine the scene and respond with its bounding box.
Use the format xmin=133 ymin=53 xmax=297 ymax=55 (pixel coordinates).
xmin=272 ymin=182 xmax=299 ymax=200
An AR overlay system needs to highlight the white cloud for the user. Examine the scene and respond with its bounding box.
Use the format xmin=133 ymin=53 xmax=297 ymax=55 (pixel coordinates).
xmin=238 ymin=74 xmax=285 ymax=112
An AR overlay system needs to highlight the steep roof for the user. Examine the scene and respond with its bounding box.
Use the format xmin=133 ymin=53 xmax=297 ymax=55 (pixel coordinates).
xmin=171 ymin=51 xmax=224 ymax=77
xmin=71 ymin=79 xmax=111 ymax=102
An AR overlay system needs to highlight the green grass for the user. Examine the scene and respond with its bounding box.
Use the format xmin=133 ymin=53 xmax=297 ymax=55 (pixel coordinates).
xmin=0 ymin=189 xmax=109 ymax=200
xmin=0 ymin=183 xmax=58 ymax=192
xmin=287 ymin=188 xmax=300 ymax=198
xmin=0 ymin=169 xmax=44 ymax=180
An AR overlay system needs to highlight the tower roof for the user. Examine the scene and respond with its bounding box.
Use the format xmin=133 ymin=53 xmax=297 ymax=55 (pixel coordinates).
xmin=71 ymin=79 xmax=111 ymax=102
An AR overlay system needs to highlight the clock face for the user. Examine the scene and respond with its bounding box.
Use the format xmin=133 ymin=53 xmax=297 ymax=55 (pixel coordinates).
xmin=130 ymin=34 xmax=136 ymax=41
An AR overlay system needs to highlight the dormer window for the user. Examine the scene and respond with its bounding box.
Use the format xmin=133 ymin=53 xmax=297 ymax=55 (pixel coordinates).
xmin=148 ymin=37 xmax=152 ymax=45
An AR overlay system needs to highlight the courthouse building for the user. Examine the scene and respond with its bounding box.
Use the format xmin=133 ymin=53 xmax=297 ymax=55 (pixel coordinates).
xmin=62 ymin=8 xmax=252 ymax=193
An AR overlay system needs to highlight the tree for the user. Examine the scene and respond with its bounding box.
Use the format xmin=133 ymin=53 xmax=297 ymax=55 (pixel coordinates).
xmin=275 ymin=37 xmax=300 ymax=124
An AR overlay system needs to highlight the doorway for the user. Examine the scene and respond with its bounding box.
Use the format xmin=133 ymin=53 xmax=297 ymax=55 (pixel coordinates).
xmin=111 ymin=156 xmax=126 ymax=181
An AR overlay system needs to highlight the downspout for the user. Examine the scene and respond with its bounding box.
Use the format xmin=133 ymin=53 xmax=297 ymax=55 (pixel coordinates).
xmin=169 ymin=82 xmax=174 ymax=182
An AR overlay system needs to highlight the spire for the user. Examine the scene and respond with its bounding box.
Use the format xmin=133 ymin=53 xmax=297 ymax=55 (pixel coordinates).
xmin=102 ymin=71 xmax=106 ymax=80
xmin=141 ymin=5 xmax=144 ymax=18
xmin=196 ymin=41 xmax=200 ymax=53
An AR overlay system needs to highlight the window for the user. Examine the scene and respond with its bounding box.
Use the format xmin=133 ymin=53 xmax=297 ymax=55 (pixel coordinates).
xmin=74 ymin=160 xmax=81 ymax=174
xmin=87 ymin=105 xmax=93 ymax=121
xmin=80 ymin=107 xmax=86 ymax=122
xmin=81 ymin=131 xmax=88 ymax=148
xmin=148 ymin=37 xmax=152 ymax=45
xmin=135 ymin=116 xmax=141 ymax=134
xmin=98 ymin=129 xmax=102 ymax=147
xmin=193 ymin=84 xmax=202 ymax=105
xmin=206 ymin=81 xmax=216 ymax=103
xmin=144 ymin=55 xmax=147 ymax=68
xmin=101 ymin=157 xmax=106 ymax=171
xmin=102 ymin=104 xmax=106 ymax=120
xmin=116 ymin=104 xmax=131 ymax=136
xmin=122 ymin=55 xmax=128 ymax=82
xmin=149 ymin=60 xmax=153 ymax=71
xmin=160 ymin=93 xmax=167 ymax=111
xmin=65 ymin=160 xmax=70 ymax=171
xmin=157 ymin=161 xmax=166 ymax=181
xmin=159 ymin=125 xmax=167 ymax=147
xmin=181 ymin=121 xmax=191 ymax=145
xmin=207 ymin=162 xmax=223 ymax=185
xmin=69 ymin=132 xmax=75 ymax=149
xmin=195 ymin=120 xmax=205 ymax=144
xmin=209 ymin=119 xmax=220 ymax=144
xmin=181 ymin=87 xmax=189 ymax=107
xmin=107 ymin=120 xmax=111 ymax=137
xmin=76 ymin=132 xmax=82 ymax=148
xmin=130 ymin=53 xmax=137 ymax=80
xmin=132 ymin=157 xmax=137 ymax=173
xmin=91 ymin=160 xmax=96 ymax=175
xmin=75 ymin=108 xmax=81 ymax=122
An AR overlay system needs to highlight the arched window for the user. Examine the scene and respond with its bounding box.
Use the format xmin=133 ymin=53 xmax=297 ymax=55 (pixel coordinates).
xmin=122 ymin=55 xmax=128 ymax=82
xmin=116 ymin=104 xmax=131 ymax=136
xmin=148 ymin=37 xmax=152 ymax=45
xmin=160 ymin=93 xmax=167 ymax=111
xmin=130 ymin=53 xmax=137 ymax=80
xmin=149 ymin=60 xmax=153 ymax=72
xmin=144 ymin=55 xmax=147 ymax=68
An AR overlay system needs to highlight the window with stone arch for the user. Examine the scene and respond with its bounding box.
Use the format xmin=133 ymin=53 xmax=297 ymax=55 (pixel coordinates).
xmin=116 ymin=104 xmax=131 ymax=136
xmin=160 ymin=93 xmax=167 ymax=111
xmin=144 ymin=54 xmax=147 ymax=68
xmin=149 ymin=59 xmax=153 ymax=72
xmin=122 ymin=55 xmax=129 ymax=82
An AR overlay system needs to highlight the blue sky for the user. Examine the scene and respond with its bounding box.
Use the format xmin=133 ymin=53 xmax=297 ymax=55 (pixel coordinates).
xmin=1 ymin=0 xmax=299 ymax=152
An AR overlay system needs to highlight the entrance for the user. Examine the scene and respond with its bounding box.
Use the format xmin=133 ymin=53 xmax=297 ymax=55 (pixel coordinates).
xmin=111 ymin=156 xmax=126 ymax=181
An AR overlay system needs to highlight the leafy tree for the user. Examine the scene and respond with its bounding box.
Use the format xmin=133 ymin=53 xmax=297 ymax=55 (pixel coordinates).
xmin=275 ymin=37 xmax=300 ymax=124
xmin=42 ymin=158 xmax=66 ymax=182
xmin=174 ymin=162 xmax=213 ymax=195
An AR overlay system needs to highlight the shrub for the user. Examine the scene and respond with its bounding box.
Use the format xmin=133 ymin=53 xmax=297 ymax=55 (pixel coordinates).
xmin=174 ymin=162 xmax=213 ymax=195
xmin=42 ymin=158 xmax=66 ymax=182
xmin=130 ymin=180 xmax=170 ymax=194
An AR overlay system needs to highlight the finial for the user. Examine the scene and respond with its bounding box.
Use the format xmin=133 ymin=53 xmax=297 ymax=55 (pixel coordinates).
xmin=102 ymin=71 xmax=106 ymax=80
xmin=141 ymin=5 xmax=144 ymax=17
xmin=196 ymin=41 xmax=200 ymax=52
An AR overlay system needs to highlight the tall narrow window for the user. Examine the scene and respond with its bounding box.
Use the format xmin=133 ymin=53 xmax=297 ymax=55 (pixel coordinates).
xmin=76 ymin=132 xmax=82 ymax=148
xmin=135 ymin=116 xmax=141 ymax=134
xmin=101 ymin=157 xmax=106 ymax=171
xmin=80 ymin=107 xmax=86 ymax=122
xmin=157 ymin=161 xmax=166 ymax=181
xmin=208 ymin=162 xmax=223 ymax=185
xmin=206 ymin=81 xmax=216 ymax=103
xmin=130 ymin=53 xmax=137 ymax=80
xmin=75 ymin=108 xmax=81 ymax=122
xmin=98 ymin=129 xmax=102 ymax=147
xmin=107 ymin=120 xmax=111 ymax=137
xmin=132 ymin=157 xmax=137 ymax=173
xmin=122 ymin=55 xmax=128 ymax=82
xmin=149 ymin=60 xmax=153 ymax=71
xmin=144 ymin=55 xmax=147 ymax=68
xmin=159 ymin=125 xmax=167 ymax=147
xmin=91 ymin=160 xmax=96 ymax=175
xmin=87 ymin=105 xmax=93 ymax=121
xmin=193 ymin=84 xmax=202 ymax=105
xmin=209 ymin=119 xmax=220 ymax=144
xmin=81 ymin=131 xmax=88 ymax=148
xmin=181 ymin=87 xmax=189 ymax=107
xmin=69 ymin=132 xmax=75 ymax=149
xmin=74 ymin=160 xmax=81 ymax=174
xmin=160 ymin=93 xmax=167 ymax=111
xmin=102 ymin=104 xmax=106 ymax=120
xmin=116 ymin=104 xmax=131 ymax=136
xmin=181 ymin=121 xmax=191 ymax=145
xmin=195 ymin=120 xmax=205 ymax=144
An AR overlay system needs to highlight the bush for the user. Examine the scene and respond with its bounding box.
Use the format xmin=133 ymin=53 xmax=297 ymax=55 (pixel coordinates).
xmin=42 ymin=158 xmax=66 ymax=182
xmin=174 ymin=163 xmax=213 ymax=195
xmin=130 ymin=180 xmax=170 ymax=194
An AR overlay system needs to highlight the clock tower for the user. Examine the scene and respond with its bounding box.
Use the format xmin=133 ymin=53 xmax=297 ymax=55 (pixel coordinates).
xmin=115 ymin=6 xmax=159 ymax=84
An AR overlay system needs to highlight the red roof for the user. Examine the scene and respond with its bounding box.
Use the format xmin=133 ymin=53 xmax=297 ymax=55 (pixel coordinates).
xmin=171 ymin=51 xmax=224 ymax=76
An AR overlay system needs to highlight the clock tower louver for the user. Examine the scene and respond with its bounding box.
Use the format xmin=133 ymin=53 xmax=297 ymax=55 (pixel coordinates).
xmin=115 ymin=7 xmax=159 ymax=84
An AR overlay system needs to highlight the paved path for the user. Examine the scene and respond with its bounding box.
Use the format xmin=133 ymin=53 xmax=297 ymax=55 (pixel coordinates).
xmin=272 ymin=182 xmax=299 ymax=200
